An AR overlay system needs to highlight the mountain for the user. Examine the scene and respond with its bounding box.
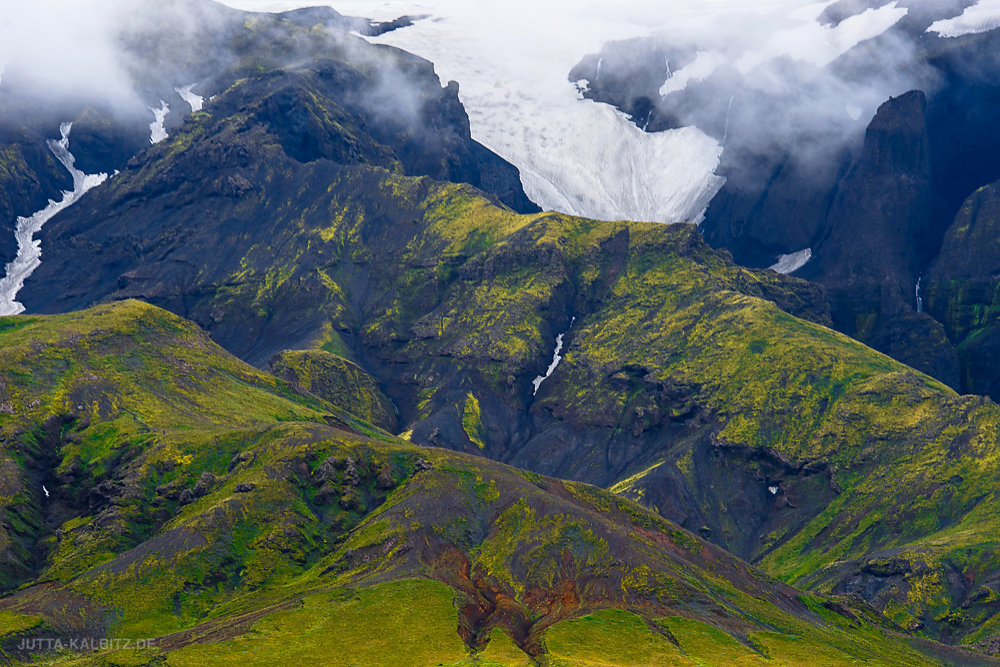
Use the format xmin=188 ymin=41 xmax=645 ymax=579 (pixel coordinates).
xmin=0 ymin=0 xmax=536 ymax=272
xmin=6 ymin=0 xmax=1000 ymax=663
xmin=0 ymin=301 xmax=968 ymax=666
xmin=9 ymin=17 xmax=1000 ymax=650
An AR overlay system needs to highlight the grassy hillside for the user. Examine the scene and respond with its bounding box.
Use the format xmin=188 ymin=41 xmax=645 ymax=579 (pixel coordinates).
xmin=0 ymin=302 xmax=970 ymax=665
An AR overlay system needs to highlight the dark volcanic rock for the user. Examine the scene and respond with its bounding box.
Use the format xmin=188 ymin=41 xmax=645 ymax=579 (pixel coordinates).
xmin=802 ymin=91 xmax=958 ymax=386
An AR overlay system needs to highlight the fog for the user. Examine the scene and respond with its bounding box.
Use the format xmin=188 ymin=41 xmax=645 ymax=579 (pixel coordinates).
xmin=0 ymin=1 xmax=137 ymax=104
xmin=2 ymin=0 xmax=996 ymax=222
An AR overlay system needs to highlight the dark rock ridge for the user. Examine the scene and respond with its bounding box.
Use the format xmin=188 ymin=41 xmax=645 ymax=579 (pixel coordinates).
xmin=797 ymin=91 xmax=959 ymax=387
xmin=925 ymin=181 xmax=1000 ymax=397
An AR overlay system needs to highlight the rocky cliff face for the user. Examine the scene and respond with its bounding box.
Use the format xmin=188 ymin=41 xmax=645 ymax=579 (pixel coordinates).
xmin=800 ymin=91 xmax=958 ymax=386
xmin=926 ymin=182 xmax=1000 ymax=397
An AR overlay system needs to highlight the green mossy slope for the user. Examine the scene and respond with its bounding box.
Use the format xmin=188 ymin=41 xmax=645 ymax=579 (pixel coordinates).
xmin=0 ymin=303 xmax=964 ymax=666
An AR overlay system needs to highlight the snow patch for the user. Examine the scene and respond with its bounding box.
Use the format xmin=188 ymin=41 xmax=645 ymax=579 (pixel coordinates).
xmin=149 ymin=100 xmax=169 ymax=144
xmin=769 ymin=248 xmax=812 ymax=274
xmin=769 ymin=485 xmax=779 ymax=495
xmin=176 ymin=84 xmax=204 ymax=112
xmin=533 ymin=317 xmax=575 ymax=395
xmin=928 ymin=0 xmax=1000 ymax=37
xmin=0 ymin=122 xmax=108 ymax=315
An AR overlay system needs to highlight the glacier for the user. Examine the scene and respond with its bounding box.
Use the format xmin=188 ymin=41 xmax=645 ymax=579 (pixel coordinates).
xmin=216 ymin=0 xmax=912 ymax=225
xmin=0 ymin=123 xmax=107 ymax=315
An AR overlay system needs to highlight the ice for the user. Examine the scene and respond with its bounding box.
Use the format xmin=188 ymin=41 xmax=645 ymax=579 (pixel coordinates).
xmin=0 ymin=122 xmax=108 ymax=315
xmin=928 ymin=0 xmax=1000 ymax=37
xmin=176 ymin=84 xmax=204 ymax=112
xmin=769 ymin=248 xmax=812 ymax=274
xmin=533 ymin=317 xmax=575 ymax=395
xmin=149 ymin=100 xmax=169 ymax=144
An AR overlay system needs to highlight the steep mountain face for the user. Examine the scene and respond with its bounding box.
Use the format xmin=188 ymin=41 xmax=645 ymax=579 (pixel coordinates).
xmin=0 ymin=301 xmax=959 ymax=666
xmin=925 ymin=182 xmax=1000 ymax=398
xmin=797 ymin=91 xmax=958 ymax=386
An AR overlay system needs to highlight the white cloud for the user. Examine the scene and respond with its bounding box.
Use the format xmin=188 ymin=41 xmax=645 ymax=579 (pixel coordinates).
xmin=0 ymin=0 xmax=136 ymax=103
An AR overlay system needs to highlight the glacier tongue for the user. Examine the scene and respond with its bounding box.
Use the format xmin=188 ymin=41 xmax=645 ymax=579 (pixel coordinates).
xmin=329 ymin=1 xmax=726 ymax=225
xmin=0 ymin=123 xmax=108 ymax=315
